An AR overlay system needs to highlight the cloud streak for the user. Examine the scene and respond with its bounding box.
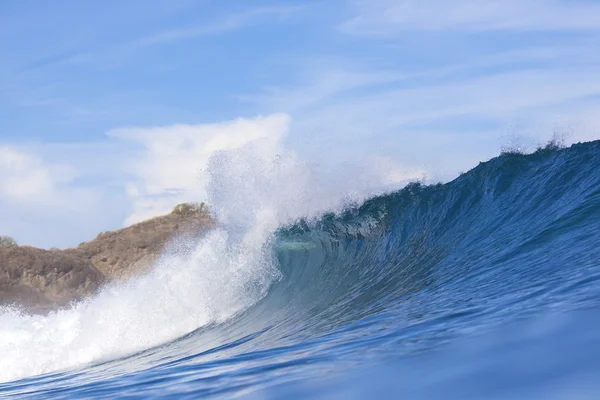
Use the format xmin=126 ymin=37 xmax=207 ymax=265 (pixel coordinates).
xmin=341 ymin=0 xmax=600 ymax=35
xmin=133 ymin=5 xmax=305 ymax=47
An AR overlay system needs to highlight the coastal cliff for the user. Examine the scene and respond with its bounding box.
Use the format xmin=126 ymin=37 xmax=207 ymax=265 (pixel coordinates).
xmin=0 ymin=203 xmax=214 ymax=312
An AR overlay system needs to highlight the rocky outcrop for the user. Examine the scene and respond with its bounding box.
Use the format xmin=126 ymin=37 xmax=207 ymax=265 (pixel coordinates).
xmin=0 ymin=246 xmax=104 ymax=311
xmin=0 ymin=205 xmax=214 ymax=312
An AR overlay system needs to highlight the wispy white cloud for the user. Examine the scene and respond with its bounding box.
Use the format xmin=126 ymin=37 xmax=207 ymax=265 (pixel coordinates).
xmin=239 ymin=65 xmax=408 ymax=112
xmin=0 ymin=146 xmax=61 ymax=202
xmin=341 ymin=0 xmax=600 ymax=35
xmin=0 ymin=145 xmax=116 ymax=248
xmin=0 ymin=3 xmax=307 ymax=120
xmin=241 ymin=42 xmax=600 ymax=114
xmin=134 ymin=5 xmax=305 ymax=47
xmin=290 ymin=65 xmax=600 ymax=136
xmin=246 ymin=48 xmax=600 ymax=181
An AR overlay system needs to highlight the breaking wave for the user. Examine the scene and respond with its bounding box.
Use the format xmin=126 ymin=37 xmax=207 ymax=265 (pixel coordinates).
xmin=2 ymin=139 xmax=600 ymax=399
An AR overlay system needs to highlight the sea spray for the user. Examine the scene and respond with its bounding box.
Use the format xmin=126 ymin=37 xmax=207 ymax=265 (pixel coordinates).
xmin=0 ymin=133 xmax=294 ymax=382
xmin=0 ymin=125 xmax=387 ymax=383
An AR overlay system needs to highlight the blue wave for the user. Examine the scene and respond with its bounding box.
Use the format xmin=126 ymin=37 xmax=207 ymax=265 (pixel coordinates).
xmin=2 ymin=140 xmax=600 ymax=399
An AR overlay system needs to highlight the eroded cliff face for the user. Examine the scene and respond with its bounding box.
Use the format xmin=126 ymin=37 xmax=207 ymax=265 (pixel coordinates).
xmin=0 ymin=208 xmax=214 ymax=312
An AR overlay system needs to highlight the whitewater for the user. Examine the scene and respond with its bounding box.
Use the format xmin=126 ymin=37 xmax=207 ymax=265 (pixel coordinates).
xmin=2 ymin=138 xmax=600 ymax=399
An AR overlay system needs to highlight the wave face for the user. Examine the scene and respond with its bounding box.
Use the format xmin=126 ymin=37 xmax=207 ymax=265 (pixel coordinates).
xmin=2 ymin=140 xmax=600 ymax=398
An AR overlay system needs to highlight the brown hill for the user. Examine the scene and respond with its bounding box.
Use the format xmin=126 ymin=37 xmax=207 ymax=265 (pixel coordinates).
xmin=0 ymin=203 xmax=214 ymax=312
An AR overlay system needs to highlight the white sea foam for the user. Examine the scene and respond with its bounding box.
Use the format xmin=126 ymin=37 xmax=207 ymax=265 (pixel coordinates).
xmin=0 ymin=227 xmax=275 ymax=383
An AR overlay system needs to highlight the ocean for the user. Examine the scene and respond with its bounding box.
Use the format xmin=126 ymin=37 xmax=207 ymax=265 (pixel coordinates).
xmin=1 ymin=140 xmax=600 ymax=399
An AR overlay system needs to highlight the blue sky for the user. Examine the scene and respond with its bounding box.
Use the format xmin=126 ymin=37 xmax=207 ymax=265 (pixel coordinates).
xmin=1 ymin=0 xmax=600 ymax=248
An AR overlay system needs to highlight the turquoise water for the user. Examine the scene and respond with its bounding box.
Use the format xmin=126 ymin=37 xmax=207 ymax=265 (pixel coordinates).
xmin=2 ymin=141 xmax=600 ymax=399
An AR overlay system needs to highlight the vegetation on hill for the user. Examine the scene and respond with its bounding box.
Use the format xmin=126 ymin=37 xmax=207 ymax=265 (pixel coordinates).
xmin=0 ymin=236 xmax=17 ymax=247
xmin=172 ymin=202 xmax=208 ymax=216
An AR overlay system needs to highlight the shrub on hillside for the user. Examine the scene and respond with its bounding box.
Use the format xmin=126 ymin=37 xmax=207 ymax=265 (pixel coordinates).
xmin=0 ymin=236 xmax=17 ymax=247
xmin=172 ymin=202 xmax=208 ymax=216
